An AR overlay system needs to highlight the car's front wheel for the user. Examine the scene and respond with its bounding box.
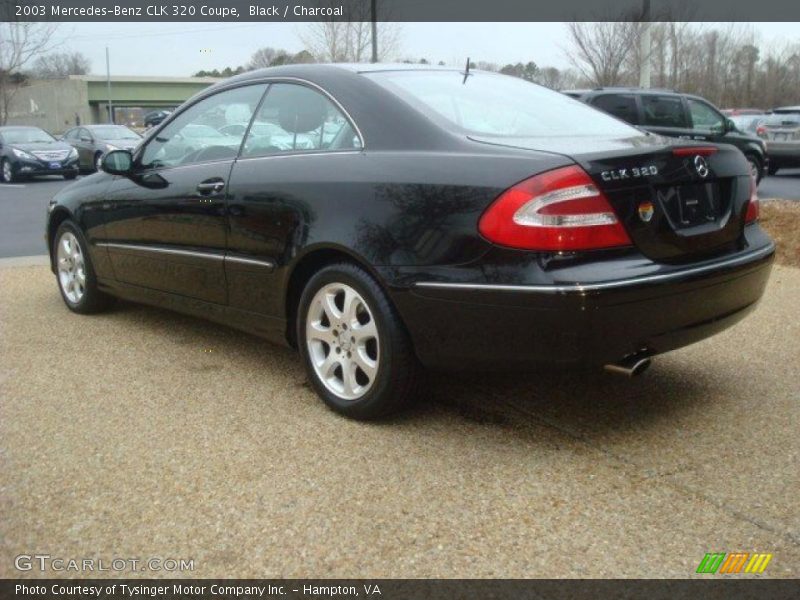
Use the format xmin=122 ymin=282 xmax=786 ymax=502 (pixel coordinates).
xmin=53 ymin=221 xmax=114 ymax=314
xmin=1 ymin=159 xmax=15 ymax=183
xmin=297 ymin=263 xmax=420 ymax=419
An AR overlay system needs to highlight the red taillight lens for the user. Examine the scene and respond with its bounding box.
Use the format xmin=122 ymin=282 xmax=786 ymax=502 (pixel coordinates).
xmin=745 ymin=175 xmax=759 ymax=223
xmin=672 ymin=146 xmax=718 ymax=157
xmin=478 ymin=165 xmax=632 ymax=252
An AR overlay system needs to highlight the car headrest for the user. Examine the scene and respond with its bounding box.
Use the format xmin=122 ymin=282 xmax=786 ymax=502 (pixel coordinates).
xmin=278 ymin=92 xmax=327 ymax=134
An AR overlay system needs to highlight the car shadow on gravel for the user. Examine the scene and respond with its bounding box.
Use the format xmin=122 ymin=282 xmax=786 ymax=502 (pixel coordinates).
xmin=102 ymin=299 xmax=714 ymax=441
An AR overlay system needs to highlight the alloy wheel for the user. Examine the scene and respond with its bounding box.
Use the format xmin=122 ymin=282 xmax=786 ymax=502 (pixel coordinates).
xmin=748 ymin=158 xmax=760 ymax=181
xmin=305 ymin=283 xmax=380 ymax=401
xmin=95 ymin=154 xmax=103 ymax=171
xmin=57 ymin=231 xmax=86 ymax=304
xmin=2 ymin=160 xmax=12 ymax=182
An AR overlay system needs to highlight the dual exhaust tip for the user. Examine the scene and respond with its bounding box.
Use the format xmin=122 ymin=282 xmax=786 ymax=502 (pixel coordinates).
xmin=604 ymin=353 xmax=652 ymax=377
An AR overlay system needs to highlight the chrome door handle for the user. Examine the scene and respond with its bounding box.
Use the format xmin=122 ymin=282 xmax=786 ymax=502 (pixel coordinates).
xmin=197 ymin=180 xmax=225 ymax=195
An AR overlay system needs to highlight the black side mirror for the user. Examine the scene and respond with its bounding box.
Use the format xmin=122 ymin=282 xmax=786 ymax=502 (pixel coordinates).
xmin=102 ymin=150 xmax=133 ymax=175
xmin=724 ymin=118 xmax=737 ymax=133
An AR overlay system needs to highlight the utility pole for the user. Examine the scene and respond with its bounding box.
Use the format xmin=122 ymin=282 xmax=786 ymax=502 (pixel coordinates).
xmin=370 ymin=0 xmax=378 ymax=63
xmin=639 ymin=0 xmax=651 ymax=88
xmin=105 ymin=46 xmax=113 ymax=123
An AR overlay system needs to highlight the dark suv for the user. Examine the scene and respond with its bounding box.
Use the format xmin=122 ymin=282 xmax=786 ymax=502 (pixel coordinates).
xmin=566 ymin=88 xmax=769 ymax=183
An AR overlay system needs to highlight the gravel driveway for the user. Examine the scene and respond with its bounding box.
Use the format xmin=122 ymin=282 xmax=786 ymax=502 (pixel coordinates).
xmin=1 ymin=264 xmax=798 ymax=578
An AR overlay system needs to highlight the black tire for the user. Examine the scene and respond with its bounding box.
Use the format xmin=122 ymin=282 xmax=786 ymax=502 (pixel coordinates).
xmin=297 ymin=262 xmax=421 ymax=420
xmin=767 ymin=163 xmax=779 ymax=176
xmin=63 ymin=172 xmax=77 ymax=180
xmin=1 ymin=158 xmax=15 ymax=183
xmin=53 ymin=220 xmax=114 ymax=314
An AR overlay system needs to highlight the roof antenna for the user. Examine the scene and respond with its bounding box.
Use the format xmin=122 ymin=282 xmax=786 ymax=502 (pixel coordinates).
xmin=462 ymin=57 xmax=471 ymax=84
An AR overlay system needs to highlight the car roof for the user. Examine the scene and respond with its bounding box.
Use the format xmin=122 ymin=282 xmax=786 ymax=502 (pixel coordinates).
xmin=774 ymin=106 xmax=800 ymax=112
xmin=0 ymin=125 xmax=43 ymax=131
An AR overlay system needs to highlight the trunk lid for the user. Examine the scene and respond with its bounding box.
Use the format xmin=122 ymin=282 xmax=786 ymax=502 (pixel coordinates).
xmin=469 ymin=134 xmax=751 ymax=263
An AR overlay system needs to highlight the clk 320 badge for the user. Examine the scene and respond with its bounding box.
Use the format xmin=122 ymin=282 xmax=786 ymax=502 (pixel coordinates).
xmin=600 ymin=166 xmax=659 ymax=181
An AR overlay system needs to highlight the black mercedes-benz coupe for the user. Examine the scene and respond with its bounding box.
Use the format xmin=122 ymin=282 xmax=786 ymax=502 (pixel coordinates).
xmin=46 ymin=64 xmax=774 ymax=419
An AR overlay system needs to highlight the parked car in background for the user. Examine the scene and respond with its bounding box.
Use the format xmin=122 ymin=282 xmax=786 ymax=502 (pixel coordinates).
xmin=0 ymin=126 xmax=79 ymax=183
xmin=761 ymin=107 xmax=800 ymax=175
xmin=721 ymin=108 xmax=765 ymax=116
xmin=62 ymin=124 xmax=142 ymax=172
xmin=144 ymin=110 xmax=171 ymax=128
xmin=567 ymin=88 xmax=769 ymax=182
xmin=46 ymin=65 xmax=773 ymax=419
xmin=729 ymin=114 xmax=767 ymax=138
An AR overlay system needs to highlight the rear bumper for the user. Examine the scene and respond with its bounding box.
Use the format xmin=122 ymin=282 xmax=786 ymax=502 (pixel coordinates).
xmin=766 ymin=144 xmax=800 ymax=167
xmin=387 ymin=234 xmax=775 ymax=370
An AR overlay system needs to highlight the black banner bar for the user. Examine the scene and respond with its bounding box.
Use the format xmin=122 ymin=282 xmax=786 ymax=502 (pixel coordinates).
xmin=3 ymin=0 xmax=800 ymax=22
xmin=2 ymin=579 xmax=800 ymax=600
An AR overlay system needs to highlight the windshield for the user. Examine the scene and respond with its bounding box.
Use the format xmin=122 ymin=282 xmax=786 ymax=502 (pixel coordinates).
xmin=183 ymin=124 xmax=224 ymax=138
xmin=366 ymin=70 xmax=642 ymax=138
xmin=91 ymin=126 xmax=140 ymax=140
xmin=2 ymin=128 xmax=55 ymax=144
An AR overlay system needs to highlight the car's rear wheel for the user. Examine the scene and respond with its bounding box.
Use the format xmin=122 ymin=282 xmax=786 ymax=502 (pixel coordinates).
xmin=54 ymin=221 xmax=114 ymax=314
xmin=1 ymin=159 xmax=15 ymax=183
xmin=297 ymin=262 xmax=420 ymax=419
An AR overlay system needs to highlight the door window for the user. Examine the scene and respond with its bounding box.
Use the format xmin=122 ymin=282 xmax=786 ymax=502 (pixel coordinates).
xmin=140 ymin=84 xmax=267 ymax=169
xmin=240 ymin=83 xmax=361 ymax=158
xmin=641 ymin=95 xmax=689 ymax=128
xmin=592 ymin=94 xmax=639 ymax=125
xmin=687 ymin=98 xmax=725 ymax=131
xmin=63 ymin=128 xmax=78 ymax=140
xmin=79 ymin=128 xmax=92 ymax=141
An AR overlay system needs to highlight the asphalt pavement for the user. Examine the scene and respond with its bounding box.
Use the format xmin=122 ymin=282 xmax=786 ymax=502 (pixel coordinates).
xmin=0 ymin=169 xmax=799 ymax=259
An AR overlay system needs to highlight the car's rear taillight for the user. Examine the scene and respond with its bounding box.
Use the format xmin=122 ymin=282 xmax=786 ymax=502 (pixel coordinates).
xmin=745 ymin=175 xmax=759 ymax=223
xmin=478 ymin=165 xmax=631 ymax=252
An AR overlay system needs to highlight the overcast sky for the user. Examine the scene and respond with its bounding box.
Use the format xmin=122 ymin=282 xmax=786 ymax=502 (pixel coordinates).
xmin=54 ymin=22 xmax=800 ymax=77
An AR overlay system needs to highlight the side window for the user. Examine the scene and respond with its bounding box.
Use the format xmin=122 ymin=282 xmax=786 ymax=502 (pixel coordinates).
xmin=63 ymin=128 xmax=76 ymax=140
xmin=140 ymin=84 xmax=267 ymax=169
xmin=241 ymin=83 xmax=361 ymax=158
xmin=79 ymin=128 xmax=91 ymax=141
xmin=592 ymin=94 xmax=638 ymax=124
xmin=687 ymin=99 xmax=724 ymax=131
xmin=641 ymin=95 xmax=688 ymax=128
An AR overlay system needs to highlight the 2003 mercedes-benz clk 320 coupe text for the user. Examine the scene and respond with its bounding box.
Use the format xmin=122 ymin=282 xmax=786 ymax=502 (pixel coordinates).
xmin=47 ymin=64 xmax=774 ymax=419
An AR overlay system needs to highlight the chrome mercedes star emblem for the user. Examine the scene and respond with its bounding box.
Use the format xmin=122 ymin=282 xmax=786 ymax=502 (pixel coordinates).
xmin=694 ymin=155 xmax=709 ymax=178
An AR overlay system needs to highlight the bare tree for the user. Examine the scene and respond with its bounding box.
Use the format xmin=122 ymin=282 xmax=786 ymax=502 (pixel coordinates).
xmin=32 ymin=51 xmax=90 ymax=78
xmin=300 ymin=1 xmax=401 ymax=62
xmin=565 ymin=21 xmax=640 ymax=86
xmin=0 ymin=22 xmax=60 ymax=124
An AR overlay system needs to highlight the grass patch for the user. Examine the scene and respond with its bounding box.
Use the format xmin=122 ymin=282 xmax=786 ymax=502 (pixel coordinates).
xmin=759 ymin=200 xmax=800 ymax=268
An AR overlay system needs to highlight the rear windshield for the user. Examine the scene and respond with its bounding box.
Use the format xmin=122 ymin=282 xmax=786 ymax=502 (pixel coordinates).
xmin=765 ymin=113 xmax=800 ymax=127
xmin=366 ymin=70 xmax=641 ymax=138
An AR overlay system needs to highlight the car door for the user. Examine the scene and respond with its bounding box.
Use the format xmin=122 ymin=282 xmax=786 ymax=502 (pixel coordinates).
xmin=639 ymin=94 xmax=696 ymax=140
xmin=686 ymin=97 xmax=727 ymax=143
xmin=99 ymin=83 xmax=268 ymax=304
xmin=225 ymin=82 xmax=363 ymax=317
xmin=76 ymin=128 xmax=95 ymax=168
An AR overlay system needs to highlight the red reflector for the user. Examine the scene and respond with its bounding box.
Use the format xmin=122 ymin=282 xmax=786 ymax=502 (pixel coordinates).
xmin=745 ymin=175 xmax=759 ymax=223
xmin=672 ymin=146 xmax=718 ymax=157
xmin=478 ymin=165 xmax=632 ymax=252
